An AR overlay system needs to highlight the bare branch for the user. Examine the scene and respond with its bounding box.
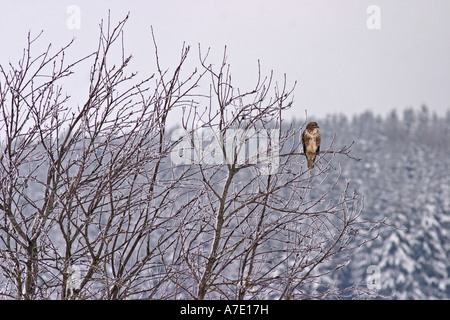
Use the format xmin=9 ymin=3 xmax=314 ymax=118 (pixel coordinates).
xmin=0 ymin=15 xmax=380 ymax=300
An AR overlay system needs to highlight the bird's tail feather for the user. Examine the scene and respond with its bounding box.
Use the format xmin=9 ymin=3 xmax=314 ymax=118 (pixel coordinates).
xmin=307 ymin=159 xmax=314 ymax=170
xmin=307 ymin=154 xmax=316 ymax=170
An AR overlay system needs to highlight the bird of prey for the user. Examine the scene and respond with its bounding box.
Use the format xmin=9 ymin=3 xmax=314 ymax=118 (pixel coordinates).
xmin=301 ymin=122 xmax=321 ymax=170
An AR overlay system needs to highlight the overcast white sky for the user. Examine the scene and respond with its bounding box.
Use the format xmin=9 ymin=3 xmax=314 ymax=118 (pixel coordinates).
xmin=1 ymin=0 xmax=449 ymax=125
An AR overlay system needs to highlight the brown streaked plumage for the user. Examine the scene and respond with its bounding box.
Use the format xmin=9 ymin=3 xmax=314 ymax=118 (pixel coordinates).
xmin=301 ymin=122 xmax=321 ymax=170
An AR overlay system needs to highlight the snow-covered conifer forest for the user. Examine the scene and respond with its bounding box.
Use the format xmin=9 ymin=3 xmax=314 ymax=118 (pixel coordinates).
xmin=1 ymin=16 xmax=448 ymax=300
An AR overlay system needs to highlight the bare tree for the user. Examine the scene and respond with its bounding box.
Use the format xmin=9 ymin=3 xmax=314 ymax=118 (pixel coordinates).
xmin=0 ymin=15 xmax=379 ymax=300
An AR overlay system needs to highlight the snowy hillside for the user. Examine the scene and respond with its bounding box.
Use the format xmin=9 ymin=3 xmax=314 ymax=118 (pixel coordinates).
xmin=0 ymin=21 xmax=448 ymax=298
xmin=311 ymin=106 xmax=450 ymax=299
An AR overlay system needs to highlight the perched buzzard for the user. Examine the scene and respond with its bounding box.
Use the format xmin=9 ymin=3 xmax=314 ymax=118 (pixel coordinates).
xmin=301 ymin=122 xmax=321 ymax=170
